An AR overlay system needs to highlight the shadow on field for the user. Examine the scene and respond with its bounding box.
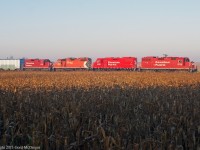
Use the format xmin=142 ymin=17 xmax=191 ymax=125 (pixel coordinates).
xmin=0 ymin=85 xmax=200 ymax=149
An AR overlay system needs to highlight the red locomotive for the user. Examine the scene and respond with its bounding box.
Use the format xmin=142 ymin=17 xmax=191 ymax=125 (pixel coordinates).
xmin=53 ymin=57 xmax=92 ymax=71
xmin=140 ymin=56 xmax=197 ymax=72
xmin=0 ymin=55 xmax=197 ymax=72
xmin=92 ymin=57 xmax=137 ymax=70
xmin=23 ymin=59 xmax=52 ymax=70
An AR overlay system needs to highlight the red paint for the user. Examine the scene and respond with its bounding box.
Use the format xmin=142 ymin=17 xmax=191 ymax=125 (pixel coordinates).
xmin=24 ymin=59 xmax=52 ymax=69
xmin=140 ymin=56 xmax=197 ymax=71
xmin=93 ymin=57 xmax=137 ymax=69
xmin=53 ymin=57 xmax=92 ymax=69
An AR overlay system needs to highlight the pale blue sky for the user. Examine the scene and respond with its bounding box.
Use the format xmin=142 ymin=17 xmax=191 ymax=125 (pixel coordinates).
xmin=0 ymin=0 xmax=199 ymax=61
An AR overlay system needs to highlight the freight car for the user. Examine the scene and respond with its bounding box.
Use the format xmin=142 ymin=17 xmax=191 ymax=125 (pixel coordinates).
xmin=53 ymin=57 xmax=92 ymax=71
xmin=0 ymin=59 xmax=24 ymax=70
xmin=140 ymin=56 xmax=197 ymax=72
xmin=92 ymin=57 xmax=137 ymax=70
xmin=23 ymin=59 xmax=52 ymax=71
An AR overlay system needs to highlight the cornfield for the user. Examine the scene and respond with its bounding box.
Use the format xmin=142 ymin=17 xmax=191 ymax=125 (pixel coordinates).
xmin=0 ymin=71 xmax=200 ymax=150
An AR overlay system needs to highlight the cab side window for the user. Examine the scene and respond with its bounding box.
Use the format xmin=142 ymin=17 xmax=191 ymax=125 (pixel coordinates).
xmin=178 ymin=60 xmax=182 ymax=63
xmin=185 ymin=58 xmax=190 ymax=62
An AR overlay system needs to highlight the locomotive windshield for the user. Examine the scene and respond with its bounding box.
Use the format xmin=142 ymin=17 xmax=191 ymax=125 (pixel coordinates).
xmin=44 ymin=59 xmax=50 ymax=62
xmin=185 ymin=58 xmax=190 ymax=62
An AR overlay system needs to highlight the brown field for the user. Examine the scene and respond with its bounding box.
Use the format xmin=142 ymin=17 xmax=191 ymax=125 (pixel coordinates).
xmin=0 ymin=71 xmax=200 ymax=149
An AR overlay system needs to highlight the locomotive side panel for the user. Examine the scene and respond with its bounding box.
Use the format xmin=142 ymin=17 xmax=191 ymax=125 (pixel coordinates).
xmin=141 ymin=56 xmax=197 ymax=71
xmin=23 ymin=59 xmax=51 ymax=70
xmin=53 ymin=57 xmax=92 ymax=70
xmin=93 ymin=57 xmax=137 ymax=70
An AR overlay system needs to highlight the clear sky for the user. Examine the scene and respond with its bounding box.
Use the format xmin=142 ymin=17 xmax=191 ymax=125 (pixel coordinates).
xmin=0 ymin=0 xmax=199 ymax=61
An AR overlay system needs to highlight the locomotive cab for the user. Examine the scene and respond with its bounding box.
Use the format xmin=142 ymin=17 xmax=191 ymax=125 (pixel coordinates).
xmin=184 ymin=57 xmax=197 ymax=72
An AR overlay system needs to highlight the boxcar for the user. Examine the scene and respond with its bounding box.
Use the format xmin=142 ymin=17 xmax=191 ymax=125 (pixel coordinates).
xmin=0 ymin=59 xmax=24 ymax=70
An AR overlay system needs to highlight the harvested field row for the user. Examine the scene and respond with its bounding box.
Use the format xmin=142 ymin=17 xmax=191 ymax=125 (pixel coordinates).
xmin=0 ymin=72 xmax=200 ymax=149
